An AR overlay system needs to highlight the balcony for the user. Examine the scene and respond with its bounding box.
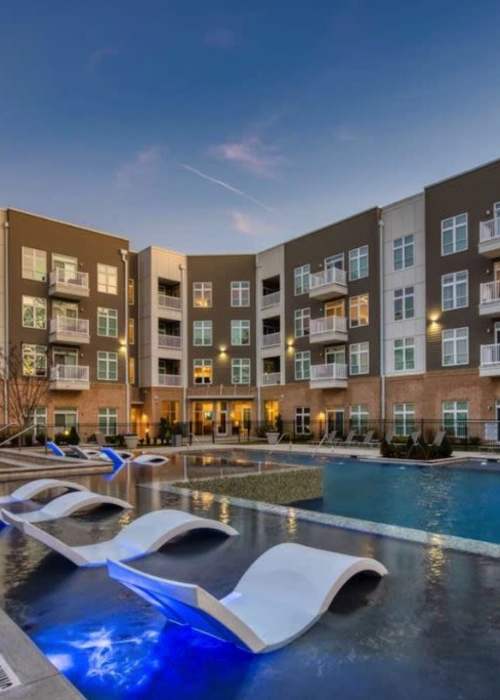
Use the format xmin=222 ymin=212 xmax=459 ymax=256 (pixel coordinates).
xmin=309 ymin=315 xmax=347 ymax=344
xmin=262 ymin=372 xmax=281 ymax=386
xmin=158 ymin=334 xmax=181 ymax=349
xmin=309 ymin=362 xmax=348 ymax=389
xmin=261 ymin=291 xmax=280 ymax=310
xmin=479 ymin=281 xmax=500 ymax=316
xmin=49 ymin=269 xmax=89 ymax=299
xmin=50 ymin=364 xmax=90 ymax=391
xmin=49 ymin=317 xmax=90 ymax=345
xmin=309 ymin=267 xmax=347 ymax=301
xmin=262 ymin=332 xmax=281 ymax=349
xmin=480 ymin=344 xmax=500 ymax=377
xmin=479 ymin=217 xmax=500 ymax=257
xmin=158 ymin=373 xmax=182 ymax=387
xmin=158 ymin=293 xmax=181 ymax=311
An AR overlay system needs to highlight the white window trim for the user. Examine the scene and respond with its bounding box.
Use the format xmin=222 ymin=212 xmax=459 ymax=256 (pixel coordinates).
xmin=97 ymin=263 xmax=118 ymax=295
xmin=193 ymin=282 xmax=213 ymax=308
xmin=231 ymin=320 xmax=251 ymax=346
xmin=294 ymin=350 xmax=311 ymax=381
xmin=294 ymin=308 xmax=310 ymax=338
xmin=193 ymin=320 xmax=213 ymax=346
xmin=348 ymin=245 xmax=369 ymax=281
xmin=22 ymin=247 xmax=47 ymax=282
xmin=441 ymin=270 xmax=469 ymax=312
xmin=97 ymin=307 xmax=118 ymax=337
xmin=393 ymin=337 xmax=416 ymax=373
xmin=393 ymin=286 xmax=415 ymax=322
xmin=393 ymin=234 xmax=415 ymax=272
xmin=97 ymin=351 xmax=118 ymax=381
xmin=349 ymin=342 xmax=369 ymax=376
xmin=441 ymin=327 xmax=469 ymax=367
xmin=441 ymin=213 xmax=468 ymax=256
xmin=231 ymin=358 xmax=251 ymax=385
xmin=193 ymin=358 xmax=213 ymax=384
xmin=349 ymin=294 xmax=369 ymax=328
xmin=230 ymin=281 xmax=251 ymax=307
xmin=294 ymin=264 xmax=310 ymax=296
xmin=22 ymin=296 xmax=47 ymax=330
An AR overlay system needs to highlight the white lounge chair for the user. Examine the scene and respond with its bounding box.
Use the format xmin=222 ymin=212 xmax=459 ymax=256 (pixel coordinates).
xmin=107 ymin=542 xmax=387 ymax=654
xmin=131 ymin=454 xmax=169 ymax=466
xmin=4 ymin=509 xmax=238 ymax=567
xmin=0 ymin=478 xmax=88 ymax=506
xmin=0 ymin=490 xmax=132 ymax=525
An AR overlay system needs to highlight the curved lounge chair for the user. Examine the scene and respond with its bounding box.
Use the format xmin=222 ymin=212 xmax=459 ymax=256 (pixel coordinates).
xmin=107 ymin=542 xmax=387 ymax=654
xmin=4 ymin=509 xmax=238 ymax=567
xmin=131 ymin=454 xmax=169 ymax=466
xmin=0 ymin=478 xmax=88 ymax=506
xmin=0 ymin=490 xmax=132 ymax=525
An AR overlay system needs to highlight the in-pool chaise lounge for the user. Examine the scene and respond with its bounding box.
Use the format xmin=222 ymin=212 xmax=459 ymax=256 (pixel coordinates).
xmin=3 ymin=509 xmax=238 ymax=567
xmin=100 ymin=447 xmax=169 ymax=469
xmin=0 ymin=490 xmax=132 ymax=525
xmin=107 ymin=542 xmax=388 ymax=653
xmin=0 ymin=478 xmax=88 ymax=506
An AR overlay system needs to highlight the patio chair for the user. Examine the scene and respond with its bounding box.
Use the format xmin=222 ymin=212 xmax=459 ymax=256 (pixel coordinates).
xmin=410 ymin=431 xmax=422 ymax=444
xmin=0 ymin=478 xmax=88 ymax=506
xmin=360 ymin=430 xmax=378 ymax=446
xmin=432 ymin=430 xmax=446 ymax=447
xmin=334 ymin=430 xmax=356 ymax=446
xmin=107 ymin=542 xmax=387 ymax=654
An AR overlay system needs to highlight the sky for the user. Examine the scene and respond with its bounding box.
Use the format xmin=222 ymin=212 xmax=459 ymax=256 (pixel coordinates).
xmin=2 ymin=1 xmax=500 ymax=253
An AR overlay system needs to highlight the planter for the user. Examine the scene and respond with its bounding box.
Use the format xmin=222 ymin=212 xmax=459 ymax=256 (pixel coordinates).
xmin=124 ymin=434 xmax=138 ymax=449
xmin=266 ymin=432 xmax=280 ymax=445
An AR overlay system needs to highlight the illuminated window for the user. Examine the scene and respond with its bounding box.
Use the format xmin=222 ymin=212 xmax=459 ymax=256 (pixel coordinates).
xmin=22 ymin=344 xmax=47 ymax=377
xmin=193 ymin=282 xmax=212 ymax=308
xmin=128 ymin=356 xmax=136 ymax=384
xmin=128 ymin=278 xmax=135 ymax=305
xmin=193 ymin=359 xmax=212 ymax=384
xmin=128 ymin=318 xmax=135 ymax=345
xmin=22 ymin=296 xmax=47 ymax=329
xmin=97 ymin=264 xmax=118 ymax=294
xmin=349 ymin=294 xmax=369 ymax=328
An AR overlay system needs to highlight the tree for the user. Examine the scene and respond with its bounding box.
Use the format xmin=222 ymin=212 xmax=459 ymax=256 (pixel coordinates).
xmin=0 ymin=344 xmax=49 ymax=432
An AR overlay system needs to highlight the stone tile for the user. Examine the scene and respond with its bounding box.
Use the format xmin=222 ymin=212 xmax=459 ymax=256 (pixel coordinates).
xmin=2 ymin=673 xmax=84 ymax=700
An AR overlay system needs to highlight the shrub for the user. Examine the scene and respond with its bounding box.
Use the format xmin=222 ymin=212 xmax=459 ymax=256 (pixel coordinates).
xmin=276 ymin=414 xmax=284 ymax=435
xmin=380 ymin=438 xmax=395 ymax=458
xmin=439 ymin=434 xmax=453 ymax=458
xmin=158 ymin=417 xmax=172 ymax=445
xmin=67 ymin=426 xmax=80 ymax=445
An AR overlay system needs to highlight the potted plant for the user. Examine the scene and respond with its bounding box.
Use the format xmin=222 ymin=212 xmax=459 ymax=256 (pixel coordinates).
xmin=266 ymin=414 xmax=283 ymax=445
xmin=172 ymin=422 xmax=183 ymax=447
xmin=158 ymin=417 xmax=172 ymax=446
xmin=124 ymin=433 xmax=138 ymax=449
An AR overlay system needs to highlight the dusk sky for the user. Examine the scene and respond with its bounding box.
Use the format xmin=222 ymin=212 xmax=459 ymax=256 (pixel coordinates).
xmin=2 ymin=1 xmax=500 ymax=253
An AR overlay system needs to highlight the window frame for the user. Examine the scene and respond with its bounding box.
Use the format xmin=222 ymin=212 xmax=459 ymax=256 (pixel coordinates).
xmin=294 ymin=307 xmax=310 ymax=338
xmin=442 ymin=327 xmax=469 ymax=367
xmin=394 ymin=286 xmax=415 ymax=321
xmin=193 ymin=282 xmax=213 ymax=308
xmin=230 ymin=281 xmax=251 ymax=307
xmin=22 ymin=247 xmax=47 ymax=282
xmin=349 ymin=293 xmax=369 ymax=328
xmin=295 ymin=407 xmax=311 ymax=435
xmin=98 ymin=408 xmax=118 ymax=436
xmin=231 ymin=358 xmax=251 ymax=385
xmin=97 ymin=307 xmax=118 ymax=338
xmin=97 ymin=351 xmax=118 ymax=381
xmin=348 ymin=245 xmax=369 ymax=281
xmin=97 ymin=263 xmax=118 ymax=295
xmin=393 ymin=403 xmax=416 ymax=436
xmin=22 ymin=296 xmax=47 ymax=329
xmin=393 ymin=234 xmax=415 ymax=271
xmin=193 ymin=358 xmax=213 ymax=384
xmin=22 ymin=343 xmax=47 ymax=377
xmin=393 ymin=337 xmax=415 ymax=372
xmin=231 ymin=319 xmax=251 ymax=346
xmin=441 ymin=270 xmax=469 ymax=311
xmin=442 ymin=400 xmax=468 ymax=438
xmin=350 ymin=404 xmax=369 ymax=432
xmin=294 ymin=350 xmax=311 ymax=381
xmin=294 ymin=264 xmax=310 ymax=295
xmin=349 ymin=342 xmax=369 ymax=375
xmin=193 ymin=320 xmax=213 ymax=346
xmin=441 ymin=213 xmax=468 ymax=256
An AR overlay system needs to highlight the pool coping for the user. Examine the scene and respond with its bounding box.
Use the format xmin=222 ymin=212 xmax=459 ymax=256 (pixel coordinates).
xmin=151 ymin=483 xmax=500 ymax=560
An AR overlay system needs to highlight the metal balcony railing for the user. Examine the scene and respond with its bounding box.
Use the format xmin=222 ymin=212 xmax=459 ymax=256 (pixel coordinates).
xmin=51 ymin=364 xmax=89 ymax=382
xmin=480 ymin=280 xmax=500 ymax=304
xmin=261 ymin=291 xmax=280 ymax=309
xmin=50 ymin=268 xmax=89 ymax=289
xmin=50 ymin=317 xmax=89 ymax=336
xmin=479 ymin=217 xmax=500 ymax=243
xmin=309 ymin=315 xmax=347 ymax=337
xmin=158 ymin=334 xmax=181 ymax=349
xmin=310 ymin=362 xmax=348 ymax=381
xmin=481 ymin=344 xmax=500 ymax=366
xmin=158 ymin=373 xmax=182 ymax=386
xmin=158 ymin=293 xmax=181 ymax=310
xmin=309 ymin=266 xmax=347 ymax=291
xmin=262 ymin=331 xmax=281 ymax=348
xmin=262 ymin=372 xmax=281 ymax=385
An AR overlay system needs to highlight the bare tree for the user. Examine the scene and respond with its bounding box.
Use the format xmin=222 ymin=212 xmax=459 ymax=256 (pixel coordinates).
xmin=0 ymin=344 xmax=49 ymax=432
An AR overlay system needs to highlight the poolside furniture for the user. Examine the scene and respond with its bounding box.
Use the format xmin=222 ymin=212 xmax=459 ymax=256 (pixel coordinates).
xmin=410 ymin=431 xmax=422 ymax=444
xmin=100 ymin=447 xmax=168 ymax=469
xmin=132 ymin=454 xmax=169 ymax=466
xmin=3 ymin=509 xmax=238 ymax=567
xmin=108 ymin=542 xmax=388 ymax=654
xmin=46 ymin=441 xmax=66 ymax=457
xmin=359 ymin=430 xmax=378 ymax=447
xmin=432 ymin=430 xmax=446 ymax=447
xmin=0 ymin=490 xmax=132 ymax=525
xmin=335 ymin=430 xmax=356 ymax=446
xmin=0 ymin=478 xmax=88 ymax=506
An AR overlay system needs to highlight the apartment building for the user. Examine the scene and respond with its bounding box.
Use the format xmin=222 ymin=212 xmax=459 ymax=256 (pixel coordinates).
xmin=2 ymin=156 xmax=500 ymax=440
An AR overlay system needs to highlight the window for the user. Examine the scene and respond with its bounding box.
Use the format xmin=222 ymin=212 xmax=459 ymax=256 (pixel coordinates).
xmin=52 ymin=300 xmax=78 ymax=319
xmin=193 ymin=359 xmax=213 ymax=384
xmin=294 ymin=264 xmax=310 ymax=295
xmin=128 ymin=279 xmax=135 ymax=305
xmin=22 ymin=344 xmax=47 ymax=377
xmin=98 ymin=408 xmax=118 ymax=436
xmin=193 ymin=282 xmax=212 ymax=308
xmin=325 ymin=345 xmax=345 ymax=364
xmin=231 ymin=281 xmax=250 ymax=307
xmin=161 ymin=400 xmax=179 ymax=424
xmin=22 ymin=296 xmax=47 ymax=329
xmin=442 ymin=271 xmax=468 ymax=311
xmin=97 ymin=264 xmax=118 ymax=294
xmin=22 ymin=247 xmax=47 ymax=281
xmin=231 ymin=358 xmax=251 ymax=384
xmin=442 ymin=327 xmax=469 ymax=366
xmin=97 ymin=307 xmax=118 ymax=337
xmin=231 ymin=320 xmax=251 ymax=345
xmin=97 ymin=351 xmax=118 ymax=381
xmin=394 ymin=287 xmax=415 ymax=321
xmin=295 ymin=407 xmax=311 ymax=435
xmin=128 ymin=318 xmax=135 ymax=345
xmin=350 ymin=404 xmax=369 ymax=432
xmin=30 ymin=407 xmax=47 ymax=431
xmin=349 ymin=245 xmax=368 ymax=281
xmin=393 ymin=235 xmax=415 ymax=271
xmin=325 ymin=253 xmax=344 ymax=270
xmin=294 ymin=308 xmax=310 ymax=338
xmin=54 ymin=409 xmax=77 ymax=431
xmin=295 ymin=351 xmax=311 ymax=380
xmin=394 ymin=403 xmax=415 ymax=436
xmin=193 ymin=320 xmax=212 ymax=346
xmin=442 ymin=400 xmax=468 ymax=438
xmin=349 ymin=294 xmax=369 ymax=328
xmin=441 ymin=213 xmax=468 ymax=255
xmin=128 ymin=357 xmax=136 ymax=384
xmin=394 ymin=337 xmax=415 ymax=372
xmin=349 ymin=342 xmax=369 ymax=375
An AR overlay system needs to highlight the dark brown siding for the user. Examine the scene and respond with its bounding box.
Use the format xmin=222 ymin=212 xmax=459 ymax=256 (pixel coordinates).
xmin=128 ymin=251 xmax=139 ymax=385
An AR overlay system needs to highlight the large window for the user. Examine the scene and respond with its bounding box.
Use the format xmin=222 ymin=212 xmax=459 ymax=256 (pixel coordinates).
xmin=193 ymin=320 xmax=212 ymax=346
xmin=97 ymin=307 xmax=118 ymax=337
xmin=231 ymin=281 xmax=250 ymax=307
xmin=295 ymin=350 xmax=311 ymax=380
xmin=97 ymin=351 xmax=118 ymax=381
xmin=22 ymin=296 xmax=47 ymax=329
xmin=128 ymin=278 xmax=135 ymax=305
xmin=349 ymin=342 xmax=369 ymax=375
xmin=294 ymin=308 xmax=310 ymax=338
xmin=295 ymin=407 xmax=311 ymax=435
xmin=350 ymin=404 xmax=369 ymax=432
xmin=394 ymin=403 xmax=415 ymax=436
xmin=393 ymin=235 xmax=415 ymax=271
xmin=128 ymin=318 xmax=135 ymax=345
xmin=394 ymin=287 xmax=415 ymax=321
xmin=54 ymin=409 xmax=78 ymax=431
xmin=442 ymin=400 xmax=468 ymax=438
xmin=97 ymin=264 xmax=118 ymax=294
xmin=193 ymin=282 xmax=212 ymax=308
xmin=98 ymin=408 xmax=118 ymax=436
xmin=30 ymin=407 xmax=47 ymax=431
xmin=349 ymin=294 xmax=369 ymax=328
xmin=128 ymin=357 xmax=136 ymax=384
xmin=22 ymin=247 xmax=47 ymax=281
xmin=231 ymin=319 xmax=250 ymax=345
xmin=442 ymin=327 xmax=469 ymax=366
xmin=394 ymin=337 xmax=415 ymax=372
xmin=294 ymin=264 xmax=310 ymax=295
xmin=22 ymin=344 xmax=47 ymax=377
xmin=441 ymin=213 xmax=468 ymax=256
xmin=231 ymin=358 xmax=251 ymax=384
xmin=349 ymin=245 xmax=368 ymax=281
xmin=193 ymin=359 xmax=212 ymax=384
xmin=442 ymin=271 xmax=468 ymax=311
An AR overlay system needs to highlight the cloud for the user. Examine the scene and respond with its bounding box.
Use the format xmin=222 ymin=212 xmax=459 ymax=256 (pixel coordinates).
xmin=204 ymin=28 xmax=236 ymax=49
xmin=230 ymin=210 xmax=276 ymax=238
xmin=210 ymin=137 xmax=285 ymax=178
xmin=180 ymin=163 xmax=273 ymax=212
xmin=114 ymin=146 xmax=165 ymax=189
xmin=88 ymin=47 xmax=118 ymax=71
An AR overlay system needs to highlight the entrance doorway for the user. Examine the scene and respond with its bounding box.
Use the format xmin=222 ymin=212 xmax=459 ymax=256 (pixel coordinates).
xmin=326 ymin=409 xmax=344 ymax=435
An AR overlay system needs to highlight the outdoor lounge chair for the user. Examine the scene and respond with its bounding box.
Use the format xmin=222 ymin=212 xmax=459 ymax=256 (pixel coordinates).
xmin=0 ymin=490 xmax=132 ymax=525
xmin=3 ymin=509 xmax=238 ymax=567
xmin=432 ymin=430 xmax=446 ymax=447
xmin=0 ymin=478 xmax=88 ymax=506
xmin=360 ymin=430 xmax=378 ymax=446
xmin=107 ymin=542 xmax=388 ymax=654
xmin=101 ymin=447 xmax=168 ymax=469
xmin=132 ymin=453 xmax=169 ymax=466
xmin=334 ymin=430 xmax=356 ymax=446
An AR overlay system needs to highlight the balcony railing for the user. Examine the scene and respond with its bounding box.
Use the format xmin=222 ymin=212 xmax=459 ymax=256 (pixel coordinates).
xmin=480 ymin=217 xmax=500 ymax=243
xmin=481 ymin=344 xmax=500 ymax=366
xmin=310 ymin=266 xmax=347 ymax=291
xmin=49 ymin=268 xmax=89 ymax=290
xmin=480 ymin=281 xmax=500 ymax=305
xmin=309 ymin=315 xmax=347 ymax=337
xmin=159 ymin=373 xmax=182 ymax=386
xmin=310 ymin=362 xmax=348 ymax=381
xmin=261 ymin=291 xmax=280 ymax=309
xmin=262 ymin=331 xmax=281 ymax=348
xmin=158 ymin=293 xmax=181 ymax=310
xmin=158 ymin=333 xmax=181 ymax=349
xmin=50 ymin=317 xmax=89 ymax=336
xmin=262 ymin=372 xmax=281 ymax=385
